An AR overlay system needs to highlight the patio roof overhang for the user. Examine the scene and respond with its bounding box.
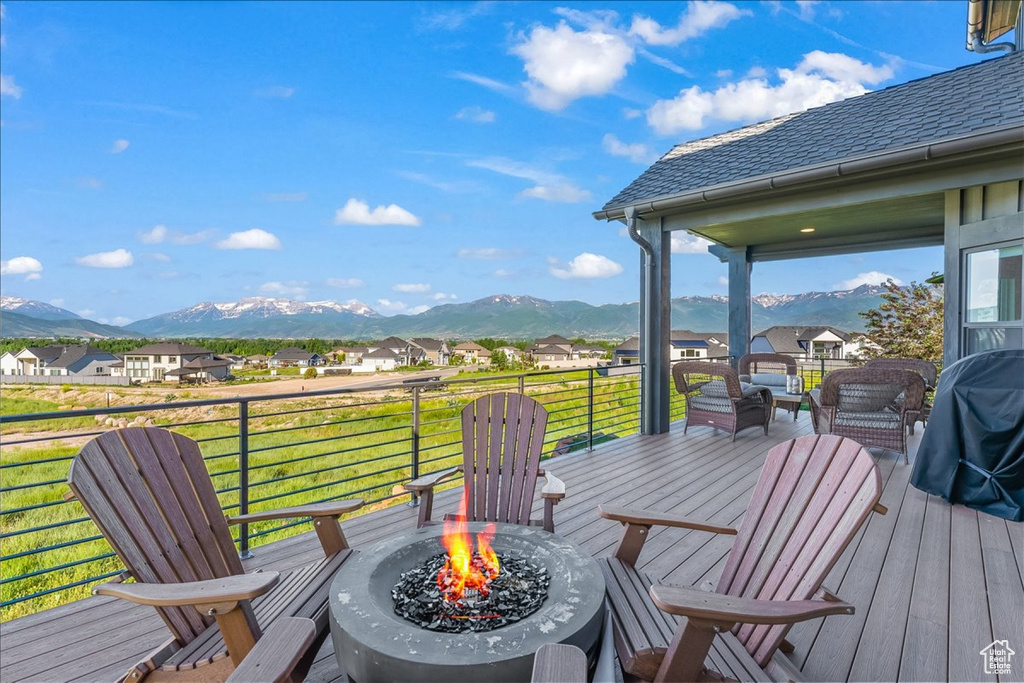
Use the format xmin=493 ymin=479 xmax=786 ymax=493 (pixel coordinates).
xmin=594 ymin=124 xmax=1022 ymax=262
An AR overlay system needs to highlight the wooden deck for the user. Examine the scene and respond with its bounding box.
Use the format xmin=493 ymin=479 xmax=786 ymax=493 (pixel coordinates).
xmin=2 ymin=416 xmax=1022 ymax=683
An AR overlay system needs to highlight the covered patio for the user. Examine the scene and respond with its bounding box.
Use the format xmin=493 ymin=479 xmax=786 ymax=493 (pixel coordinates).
xmin=3 ymin=416 xmax=1022 ymax=682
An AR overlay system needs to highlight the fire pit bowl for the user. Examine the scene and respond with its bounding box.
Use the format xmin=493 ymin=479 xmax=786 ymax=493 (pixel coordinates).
xmin=329 ymin=523 xmax=605 ymax=682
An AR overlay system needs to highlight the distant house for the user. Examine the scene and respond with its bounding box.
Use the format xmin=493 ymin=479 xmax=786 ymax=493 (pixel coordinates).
xmin=362 ymin=347 xmax=399 ymax=371
xmin=452 ymin=342 xmax=491 ymax=363
xmin=368 ymin=337 xmax=423 ymax=366
xmin=574 ymin=344 xmax=608 ymax=359
xmin=494 ymin=346 xmax=523 ymax=363
xmin=531 ymin=344 xmax=572 ymax=362
xmin=268 ymin=348 xmax=323 ymax=367
xmin=1 ymin=345 xmax=118 ymax=376
xmin=330 ymin=346 xmax=368 ymax=364
xmin=751 ymin=326 xmax=852 ymax=360
xmin=115 ymin=342 xmax=230 ymax=382
xmin=247 ymin=354 xmax=269 ymax=367
xmin=669 ymin=331 xmax=730 ymax=361
xmin=843 ymin=333 xmax=882 ymax=359
xmin=615 ymin=331 xmax=728 ymax=365
xmin=410 ymin=338 xmax=451 ymax=366
xmin=220 ymin=354 xmax=247 ymax=370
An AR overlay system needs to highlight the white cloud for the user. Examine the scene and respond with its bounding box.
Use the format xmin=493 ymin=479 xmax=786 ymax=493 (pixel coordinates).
xmin=254 ymin=85 xmax=295 ymax=98
xmin=264 ymin=192 xmax=308 ymax=202
xmin=75 ymin=176 xmax=103 ymax=189
xmin=432 ymin=292 xmax=457 ymax=301
xmin=602 ymin=133 xmax=655 ymax=163
xmin=717 ymin=276 xmax=730 ymax=286
xmin=468 ymin=157 xmax=591 ymax=203
xmin=549 ymin=252 xmax=623 ymax=279
xmin=259 ymin=281 xmax=308 ymax=299
xmin=376 ymin=299 xmax=429 ymax=315
xmin=670 ymin=233 xmax=714 ymax=254
xmin=450 ymin=71 xmax=516 ymax=94
xmin=172 ymin=229 xmax=214 ymax=245
xmin=493 ymin=268 xmax=514 ymax=278
xmin=1 ymin=74 xmax=22 ymax=99
xmin=78 ymin=309 xmax=95 ymax=318
xmin=623 ymin=108 xmax=642 ymax=119
xmin=75 ymin=248 xmax=134 ymax=269
xmin=334 ymin=198 xmax=420 ymax=226
xmin=139 ymin=225 xmax=167 ymax=244
xmin=796 ymin=0 xmax=820 ymax=21
xmin=393 ymin=283 xmax=431 ymax=294
xmin=512 ymin=22 xmax=634 ymax=110
xmin=110 ymin=139 xmax=130 ymax=154
xmin=111 ymin=316 xmax=133 ymax=326
xmin=50 ymin=298 xmax=65 ymax=307
xmin=519 ymin=183 xmax=591 ymax=203
xmin=455 ymin=105 xmax=496 ymax=123
xmin=833 ymin=271 xmax=902 ymax=290
xmin=326 ymin=277 xmax=365 ymax=288
xmin=148 ymin=252 xmax=171 ymax=263
xmin=629 ymin=2 xmax=750 ymax=46
xmin=647 ymin=50 xmax=893 ymax=135
xmin=216 ymin=228 xmax=282 ymax=250
xmin=457 ymin=248 xmax=523 ymax=260
xmin=1 ymin=256 xmax=43 ymax=278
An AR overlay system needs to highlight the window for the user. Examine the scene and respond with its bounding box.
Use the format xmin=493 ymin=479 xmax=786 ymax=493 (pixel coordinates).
xmin=168 ymin=356 xmax=177 ymax=363
xmin=964 ymin=243 xmax=1023 ymax=354
xmin=153 ymin=355 xmax=162 ymax=363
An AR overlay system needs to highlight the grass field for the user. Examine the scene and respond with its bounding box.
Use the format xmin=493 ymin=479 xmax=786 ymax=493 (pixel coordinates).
xmin=0 ymin=370 xmax=643 ymax=621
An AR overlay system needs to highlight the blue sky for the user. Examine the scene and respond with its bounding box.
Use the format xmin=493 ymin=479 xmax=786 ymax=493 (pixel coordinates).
xmin=0 ymin=1 xmax=984 ymax=325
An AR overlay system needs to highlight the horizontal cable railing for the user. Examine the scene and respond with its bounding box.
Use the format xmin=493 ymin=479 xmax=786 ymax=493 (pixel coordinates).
xmin=0 ymin=365 xmax=642 ymax=620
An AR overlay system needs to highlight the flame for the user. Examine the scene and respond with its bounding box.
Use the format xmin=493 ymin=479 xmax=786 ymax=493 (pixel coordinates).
xmin=437 ymin=491 xmax=500 ymax=602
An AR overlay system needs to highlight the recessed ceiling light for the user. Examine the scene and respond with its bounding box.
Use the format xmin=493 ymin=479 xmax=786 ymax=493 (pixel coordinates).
xmin=800 ymin=227 xmax=816 ymax=233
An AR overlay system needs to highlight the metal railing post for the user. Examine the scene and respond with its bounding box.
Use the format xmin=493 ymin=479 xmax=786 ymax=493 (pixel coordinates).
xmin=409 ymin=386 xmax=421 ymax=507
xmin=238 ymin=400 xmax=253 ymax=559
xmin=587 ymin=369 xmax=595 ymax=451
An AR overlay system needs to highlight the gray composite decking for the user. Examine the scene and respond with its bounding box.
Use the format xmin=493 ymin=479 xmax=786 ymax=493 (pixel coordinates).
xmin=2 ymin=416 xmax=1022 ymax=683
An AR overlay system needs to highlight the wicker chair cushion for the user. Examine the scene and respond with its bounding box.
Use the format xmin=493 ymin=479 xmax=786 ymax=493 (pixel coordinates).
xmin=700 ymin=380 xmax=761 ymax=399
xmin=750 ymin=373 xmax=788 ymax=388
xmin=835 ymin=409 xmax=903 ymax=429
xmin=837 ymin=383 xmax=903 ymax=413
xmin=690 ymin=394 xmax=734 ymax=414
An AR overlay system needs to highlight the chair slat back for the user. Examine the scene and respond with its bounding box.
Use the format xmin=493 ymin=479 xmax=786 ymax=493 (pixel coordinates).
xmin=68 ymin=427 xmax=244 ymax=644
xmin=672 ymin=361 xmax=743 ymax=398
xmin=715 ymin=434 xmax=882 ymax=666
xmin=461 ymin=393 xmax=548 ymax=526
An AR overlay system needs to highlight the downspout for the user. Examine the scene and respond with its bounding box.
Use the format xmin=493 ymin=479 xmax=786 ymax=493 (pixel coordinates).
xmin=625 ymin=206 xmax=656 ymax=434
xmin=967 ymin=0 xmax=1017 ymax=52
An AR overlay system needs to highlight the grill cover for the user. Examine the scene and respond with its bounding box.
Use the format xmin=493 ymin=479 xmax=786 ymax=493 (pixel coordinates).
xmin=910 ymin=349 xmax=1024 ymax=521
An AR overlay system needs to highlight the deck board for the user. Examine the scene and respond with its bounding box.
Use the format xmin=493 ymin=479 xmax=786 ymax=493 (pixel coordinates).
xmin=2 ymin=416 xmax=1022 ymax=683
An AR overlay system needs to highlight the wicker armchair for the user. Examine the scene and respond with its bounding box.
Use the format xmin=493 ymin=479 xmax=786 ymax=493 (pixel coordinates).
xmin=672 ymin=361 xmax=772 ymax=441
xmin=865 ymin=358 xmax=938 ymax=433
xmin=738 ymin=353 xmax=800 ymax=420
xmin=809 ymin=367 xmax=926 ymax=462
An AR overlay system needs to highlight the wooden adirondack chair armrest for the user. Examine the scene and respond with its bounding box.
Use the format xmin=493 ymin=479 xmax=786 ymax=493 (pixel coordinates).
xmin=598 ymin=505 xmax=738 ymax=535
xmin=649 ymin=585 xmax=854 ymax=627
xmin=93 ymin=571 xmax=280 ymax=610
xmin=531 ymin=643 xmax=587 ymax=683
xmin=404 ymin=466 xmax=462 ymax=493
xmin=227 ymin=500 xmax=363 ymax=557
xmin=540 ymin=471 xmax=566 ymax=500
xmin=225 ymin=617 xmax=317 ymax=683
xmin=226 ymin=498 xmax=364 ymax=525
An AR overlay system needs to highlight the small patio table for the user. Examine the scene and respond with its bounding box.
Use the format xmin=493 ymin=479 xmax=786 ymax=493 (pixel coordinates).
xmin=766 ymin=388 xmax=805 ymax=421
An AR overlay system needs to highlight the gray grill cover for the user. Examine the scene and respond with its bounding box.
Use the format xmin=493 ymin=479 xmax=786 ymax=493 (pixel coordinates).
xmin=910 ymin=349 xmax=1024 ymax=521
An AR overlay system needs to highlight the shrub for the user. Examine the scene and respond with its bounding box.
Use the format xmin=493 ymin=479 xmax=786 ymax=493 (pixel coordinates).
xmin=303 ymin=367 xmax=318 ymax=380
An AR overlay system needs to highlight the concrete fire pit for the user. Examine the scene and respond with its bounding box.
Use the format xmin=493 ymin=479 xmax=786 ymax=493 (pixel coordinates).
xmin=329 ymin=523 xmax=605 ymax=682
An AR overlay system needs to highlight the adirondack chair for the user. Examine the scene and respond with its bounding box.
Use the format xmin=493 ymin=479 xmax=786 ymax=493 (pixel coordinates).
xmin=599 ymin=434 xmax=887 ymax=682
xmin=404 ymin=392 xmax=565 ymax=532
xmin=65 ymin=427 xmax=364 ymax=682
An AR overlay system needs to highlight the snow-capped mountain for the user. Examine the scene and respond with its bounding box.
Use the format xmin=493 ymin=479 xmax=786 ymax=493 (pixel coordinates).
xmin=126 ymin=297 xmax=380 ymax=337
xmin=0 ymin=296 xmax=82 ymax=321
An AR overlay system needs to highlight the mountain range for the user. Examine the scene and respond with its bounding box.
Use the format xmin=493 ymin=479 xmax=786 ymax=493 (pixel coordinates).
xmin=0 ymin=287 xmax=886 ymax=340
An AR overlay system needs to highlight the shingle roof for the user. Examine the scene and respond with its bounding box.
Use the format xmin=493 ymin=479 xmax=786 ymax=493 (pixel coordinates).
xmin=47 ymin=345 xmax=116 ymax=369
xmin=753 ymin=326 xmax=851 ymax=353
xmin=601 ymin=52 xmax=1024 ymax=211
xmin=410 ymin=338 xmax=445 ymax=351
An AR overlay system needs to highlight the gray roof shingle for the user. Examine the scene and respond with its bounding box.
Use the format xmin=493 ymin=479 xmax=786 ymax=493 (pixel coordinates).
xmin=601 ymin=52 xmax=1024 ymax=211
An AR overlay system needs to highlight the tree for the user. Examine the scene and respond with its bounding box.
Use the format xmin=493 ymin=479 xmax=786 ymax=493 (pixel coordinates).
xmin=490 ymin=350 xmax=508 ymax=371
xmin=859 ymin=277 xmax=943 ymax=361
